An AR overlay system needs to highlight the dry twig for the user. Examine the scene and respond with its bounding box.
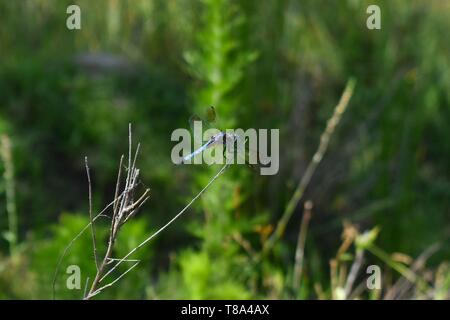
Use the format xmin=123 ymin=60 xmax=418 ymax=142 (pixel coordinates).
xmin=95 ymin=161 xmax=230 ymax=289
xmin=84 ymin=124 xmax=150 ymax=299
xmin=54 ymin=124 xmax=231 ymax=299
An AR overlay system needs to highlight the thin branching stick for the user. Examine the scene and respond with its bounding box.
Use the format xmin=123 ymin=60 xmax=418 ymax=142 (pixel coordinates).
xmin=86 ymin=126 xmax=149 ymax=299
xmin=97 ymin=161 xmax=231 ymax=285
xmin=56 ymin=126 xmax=164 ymax=301
xmin=263 ymin=79 xmax=356 ymax=255
xmin=57 ymin=124 xmax=230 ymax=299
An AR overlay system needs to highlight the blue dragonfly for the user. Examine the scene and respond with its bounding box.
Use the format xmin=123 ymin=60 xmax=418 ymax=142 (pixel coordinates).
xmin=180 ymin=107 xmax=258 ymax=169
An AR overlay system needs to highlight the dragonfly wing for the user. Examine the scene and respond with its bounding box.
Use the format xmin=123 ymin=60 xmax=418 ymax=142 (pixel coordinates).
xmin=235 ymin=150 xmax=260 ymax=173
xmin=189 ymin=114 xmax=207 ymax=130
xmin=206 ymin=106 xmax=216 ymax=123
xmin=229 ymin=136 xmax=260 ymax=173
xmin=189 ymin=107 xmax=216 ymax=130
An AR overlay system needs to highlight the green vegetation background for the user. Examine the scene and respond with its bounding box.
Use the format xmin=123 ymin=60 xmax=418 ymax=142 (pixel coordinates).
xmin=0 ymin=0 xmax=449 ymax=299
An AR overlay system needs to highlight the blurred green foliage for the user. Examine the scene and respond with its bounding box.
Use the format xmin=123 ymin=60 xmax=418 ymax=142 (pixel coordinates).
xmin=0 ymin=0 xmax=449 ymax=299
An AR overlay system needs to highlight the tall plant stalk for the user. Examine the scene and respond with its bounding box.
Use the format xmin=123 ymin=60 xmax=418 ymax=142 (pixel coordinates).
xmin=263 ymin=79 xmax=356 ymax=255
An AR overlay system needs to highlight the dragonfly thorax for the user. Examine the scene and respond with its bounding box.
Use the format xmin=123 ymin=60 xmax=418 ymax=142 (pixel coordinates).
xmin=207 ymin=132 xmax=237 ymax=147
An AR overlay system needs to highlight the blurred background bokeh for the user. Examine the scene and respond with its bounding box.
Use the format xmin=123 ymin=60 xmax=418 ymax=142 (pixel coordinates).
xmin=0 ymin=0 xmax=449 ymax=299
